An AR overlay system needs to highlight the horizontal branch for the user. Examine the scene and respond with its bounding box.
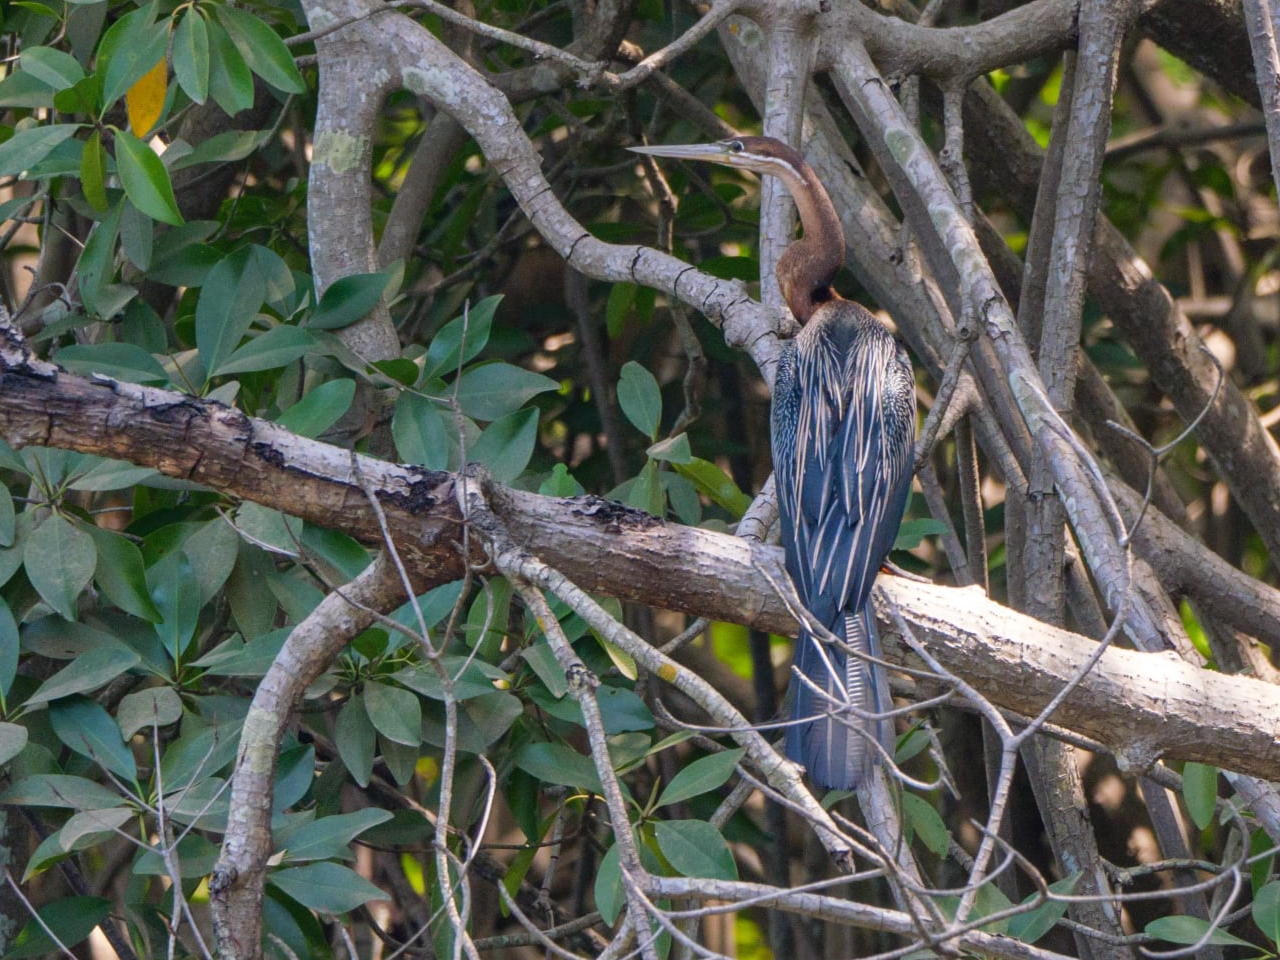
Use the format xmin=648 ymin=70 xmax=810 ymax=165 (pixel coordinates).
xmin=3 ymin=345 xmax=1280 ymax=779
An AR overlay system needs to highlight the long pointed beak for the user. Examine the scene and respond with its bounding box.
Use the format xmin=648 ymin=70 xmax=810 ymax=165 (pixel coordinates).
xmin=628 ymin=142 xmax=733 ymax=163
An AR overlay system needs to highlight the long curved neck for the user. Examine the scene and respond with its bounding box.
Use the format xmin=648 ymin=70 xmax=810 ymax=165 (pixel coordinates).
xmin=769 ymin=156 xmax=845 ymax=323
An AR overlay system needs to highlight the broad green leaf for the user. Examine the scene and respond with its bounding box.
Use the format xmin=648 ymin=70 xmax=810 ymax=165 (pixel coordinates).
xmin=191 ymin=628 xmax=288 ymax=677
xmin=654 ymin=819 xmax=737 ymax=880
xmin=0 ymin=723 xmax=28 ymax=767
xmin=656 ymin=749 xmax=744 ymax=808
xmin=120 ymin=198 xmax=154 ymax=270
xmin=133 ymin=833 xmax=219 ymax=878
xmin=470 ymin=407 xmax=538 ymax=483
xmin=2 ymin=895 xmax=110 ymax=959
xmin=149 ymin=551 xmax=201 ymax=662
xmin=0 ymin=70 xmax=56 ymax=109
xmin=1007 ymin=873 xmax=1078 ymax=944
xmin=1182 ymin=762 xmax=1217 ymax=830
xmin=647 ymin=433 xmax=691 ymax=464
xmin=597 ymin=687 xmax=654 ymax=734
xmin=363 ymin=681 xmax=420 ymax=746
xmin=212 ymin=5 xmax=306 ymax=94
xmin=87 ymin=525 xmax=162 ymax=622
xmin=173 ymin=10 xmax=210 ymax=104
xmin=279 ymin=808 xmax=392 ymax=862
xmin=455 ymin=363 xmax=559 ymax=421
xmin=515 ymin=741 xmax=601 ymax=794
xmin=617 ymin=361 xmax=661 ymax=439
xmin=171 ymin=130 xmax=267 ymax=170
xmin=99 ymin=9 xmax=168 ymax=107
xmin=206 ymin=19 xmax=254 ymax=116
xmin=50 ymin=696 xmax=137 ymax=780
xmin=269 ymin=862 xmax=386 ymax=914
xmin=278 ymin=379 xmax=355 ymax=438
xmin=236 ymin=502 xmax=302 ymax=554
xmin=893 ymin=518 xmax=950 ymax=551
xmin=673 ymin=457 xmax=752 ymax=518
xmin=538 ymin=463 xmax=585 ymax=497
xmin=60 ymin=807 xmax=132 ymax=850
xmin=26 ymin=642 xmax=141 ymax=705
xmin=75 ymin=200 xmax=123 ymax=318
xmin=125 ymin=57 xmax=166 ymax=136
xmin=160 ymin=720 xmax=244 ymax=790
xmin=423 ymin=295 xmax=500 ymax=378
xmin=1144 ymin=915 xmax=1252 ymax=948
xmin=20 ymin=47 xmax=84 ymax=90
xmin=24 ymin=515 xmax=95 ymax=620
xmin=56 ymin=342 xmax=168 ymax=385
xmin=0 ymin=597 xmax=17 ymax=696
xmin=902 ymin=792 xmax=949 ymax=856
xmin=594 ymin=842 xmax=624 ymax=924
xmin=79 ymin=128 xmax=107 ymax=212
xmin=0 ymin=774 xmax=122 ymax=810
xmin=1254 ymin=880 xmax=1280 ymax=945
xmin=0 ymin=491 xmax=10 ymax=551
xmin=113 ymin=128 xmax=183 ymax=225
xmin=116 ymin=686 xmax=182 ymax=739
xmin=273 ymin=744 xmax=315 ymax=812
xmin=392 ymin=392 xmax=449 ymax=469
xmin=0 ymin=123 xmax=81 ymax=178
xmin=196 ymin=247 xmax=268 ymax=377
xmin=391 ymin=658 xmax=503 ymax=702
xmin=69 ymin=458 xmax=158 ymax=491
xmin=308 ymin=272 xmax=389 ymax=330
xmin=627 ymin=459 xmax=664 ymax=517
xmin=337 ymin=696 xmax=377 ymax=787
xmin=605 ymin=282 xmax=637 ymax=339
xmin=183 ymin=518 xmax=240 ymax=605
xmin=215 ymin=325 xmax=316 ymax=375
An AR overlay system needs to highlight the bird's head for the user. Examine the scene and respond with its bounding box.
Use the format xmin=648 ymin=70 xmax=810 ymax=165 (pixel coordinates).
xmin=629 ymin=136 xmax=808 ymax=183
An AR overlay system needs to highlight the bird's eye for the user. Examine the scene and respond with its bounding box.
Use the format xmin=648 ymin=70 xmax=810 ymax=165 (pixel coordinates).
xmin=730 ymin=141 xmax=744 ymax=153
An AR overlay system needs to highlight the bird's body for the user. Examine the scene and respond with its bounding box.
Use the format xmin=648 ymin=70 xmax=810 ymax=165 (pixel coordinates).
xmin=631 ymin=136 xmax=916 ymax=790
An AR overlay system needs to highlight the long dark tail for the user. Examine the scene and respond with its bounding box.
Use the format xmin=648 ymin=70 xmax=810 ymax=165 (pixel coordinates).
xmin=784 ymin=608 xmax=892 ymax=790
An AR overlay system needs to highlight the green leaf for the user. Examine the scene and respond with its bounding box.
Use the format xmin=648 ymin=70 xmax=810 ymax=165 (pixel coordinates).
xmin=215 ymin=325 xmax=316 ymax=375
xmin=0 ymin=723 xmax=28 ymax=767
xmin=902 ymin=792 xmax=949 ymax=856
xmin=0 ymin=598 xmax=17 ymax=697
xmin=75 ymin=200 xmax=123 ymax=319
xmin=538 ymin=463 xmax=585 ymax=497
xmin=56 ymin=342 xmax=168 ymax=385
xmin=86 ymin=525 xmax=162 ymax=622
xmin=116 ymin=686 xmax=182 ymax=739
xmin=99 ymin=9 xmax=168 ymax=108
xmin=1144 ymin=915 xmax=1253 ymax=948
xmin=605 ymin=282 xmax=636 ymax=339
xmin=647 ymin=433 xmax=691 ymax=464
xmin=656 ymin=749 xmax=744 ymax=808
xmin=0 ymin=123 xmax=81 ymax=178
xmin=24 ymin=515 xmax=96 ymax=619
xmin=69 ymin=458 xmax=159 ymax=491
xmin=594 ymin=841 xmax=624 ymax=924
xmin=113 ymin=128 xmax=183 ymax=225
xmin=455 ymin=363 xmax=559 ymax=421
xmin=59 ymin=808 xmax=132 ymax=851
xmin=212 ymin=5 xmax=306 ymax=94
xmin=20 ymin=47 xmax=85 ymax=91
xmin=206 ymin=19 xmax=254 ymax=116
xmin=308 ymin=272 xmax=389 ymax=330
xmin=1182 ymin=762 xmax=1218 ymax=830
xmin=514 ymin=742 xmax=602 ymax=794
xmin=470 ymin=408 xmax=539 ymax=483
xmin=1007 ymin=873 xmax=1078 ymax=944
xmin=617 ymin=361 xmax=662 ymax=439
xmin=50 ymin=696 xmax=137 ymax=780
xmin=149 ymin=551 xmax=201 ymax=662
xmin=25 ymin=642 xmax=141 ymax=705
xmin=653 ymin=819 xmax=737 ymax=880
xmin=269 ymin=863 xmax=386 ymax=914
xmin=2 ymin=896 xmax=110 ymax=959
xmin=196 ymin=247 xmax=268 ymax=377
xmin=363 ymin=682 xmax=421 ymax=746
xmin=0 ymin=774 xmax=122 ymax=810
xmin=79 ymin=128 xmax=107 ymax=212
xmin=0 ymin=488 xmax=12 ymax=549
xmin=391 ymin=392 xmax=449 ymax=469
xmin=278 ymin=379 xmax=356 ymax=438
xmin=627 ymin=459 xmax=665 ymax=518
xmin=423 ymin=295 xmax=500 ymax=378
xmin=673 ymin=457 xmax=752 ymax=518
xmin=1256 ymin=881 xmax=1280 ymax=947
xmin=173 ymin=10 xmax=210 ymax=104
xmin=183 ymin=518 xmax=241 ymax=605
xmin=893 ymin=518 xmax=950 ymax=551
xmin=279 ymin=808 xmax=392 ymax=862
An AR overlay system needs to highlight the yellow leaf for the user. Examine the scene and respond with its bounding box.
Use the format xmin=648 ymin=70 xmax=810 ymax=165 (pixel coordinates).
xmin=126 ymin=58 xmax=167 ymax=137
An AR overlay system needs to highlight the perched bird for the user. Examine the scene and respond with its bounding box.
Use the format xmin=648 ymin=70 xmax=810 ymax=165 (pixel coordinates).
xmin=631 ymin=136 xmax=916 ymax=789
